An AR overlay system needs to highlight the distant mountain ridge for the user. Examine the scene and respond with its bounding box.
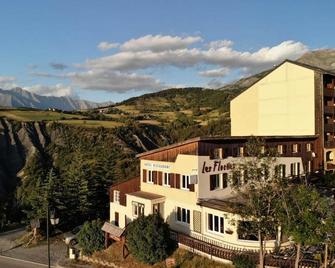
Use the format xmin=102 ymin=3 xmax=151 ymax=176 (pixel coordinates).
xmin=0 ymin=87 xmax=113 ymax=111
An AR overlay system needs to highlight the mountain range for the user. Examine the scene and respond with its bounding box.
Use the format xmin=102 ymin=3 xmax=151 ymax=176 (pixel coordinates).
xmin=0 ymin=87 xmax=113 ymax=111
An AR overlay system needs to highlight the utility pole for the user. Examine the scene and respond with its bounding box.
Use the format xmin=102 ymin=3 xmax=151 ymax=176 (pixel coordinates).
xmin=47 ymin=205 xmax=50 ymax=268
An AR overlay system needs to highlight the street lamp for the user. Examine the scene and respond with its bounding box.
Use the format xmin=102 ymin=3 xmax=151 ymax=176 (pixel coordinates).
xmin=47 ymin=207 xmax=59 ymax=268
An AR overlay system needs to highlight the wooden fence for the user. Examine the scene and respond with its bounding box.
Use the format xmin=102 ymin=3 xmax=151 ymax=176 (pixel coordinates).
xmin=171 ymin=231 xmax=320 ymax=268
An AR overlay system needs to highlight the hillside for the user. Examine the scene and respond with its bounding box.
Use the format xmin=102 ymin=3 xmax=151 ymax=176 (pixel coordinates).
xmin=0 ymin=88 xmax=113 ymax=111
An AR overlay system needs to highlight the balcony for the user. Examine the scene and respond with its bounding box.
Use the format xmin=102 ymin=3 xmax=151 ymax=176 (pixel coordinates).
xmin=324 ymin=89 xmax=335 ymax=97
xmin=324 ymin=123 xmax=335 ymax=133
xmin=324 ymin=106 xmax=335 ymax=115
xmin=325 ymin=139 xmax=335 ymax=148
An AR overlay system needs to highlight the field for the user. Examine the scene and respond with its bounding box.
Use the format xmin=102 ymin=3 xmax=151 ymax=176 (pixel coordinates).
xmin=0 ymin=110 xmax=84 ymax=121
xmin=58 ymin=120 xmax=124 ymax=128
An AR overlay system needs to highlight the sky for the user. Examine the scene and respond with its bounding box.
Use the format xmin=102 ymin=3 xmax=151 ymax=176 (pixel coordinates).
xmin=0 ymin=0 xmax=334 ymax=103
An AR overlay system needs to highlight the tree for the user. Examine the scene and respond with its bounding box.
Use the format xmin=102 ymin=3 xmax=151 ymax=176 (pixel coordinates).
xmin=277 ymin=184 xmax=335 ymax=268
xmin=77 ymin=219 xmax=105 ymax=255
xmin=231 ymin=137 xmax=280 ymax=268
xmin=126 ymin=214 xmax=174 ymax=265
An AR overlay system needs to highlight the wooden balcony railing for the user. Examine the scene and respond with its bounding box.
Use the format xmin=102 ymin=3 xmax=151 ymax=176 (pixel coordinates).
xmin=324 ymin=88 xmax=335 ymax=97
xmin=324 ymin=106 xmax=335 ymax=115
xmin=170 ymin=230 xmax=320 ymax=268
xmin=324 ymin=124 xmax=335 ymax=133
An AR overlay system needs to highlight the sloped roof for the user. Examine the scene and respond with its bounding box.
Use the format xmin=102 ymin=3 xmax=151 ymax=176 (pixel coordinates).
xmin=102 ymin=222 xmax=125 ymax=237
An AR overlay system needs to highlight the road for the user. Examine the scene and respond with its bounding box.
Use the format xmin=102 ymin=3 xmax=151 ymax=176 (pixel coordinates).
xmin=0 ymin=255 xmax=52 ymax=268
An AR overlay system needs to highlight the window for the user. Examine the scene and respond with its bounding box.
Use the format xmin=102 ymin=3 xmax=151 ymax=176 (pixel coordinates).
xmin=113 ymin=190 xmax=120 ymax=204
xmin=132 ymin=202 xmax=144 ymax=217
xmin=277 ymin=145 xmax=283 ymax=155
xmin=275 ymin=165 xmax=286 ymax=178
xmin=207 ymin=213 xmax=224 ymax=234
xmin=306 ymin=143 xmax=312 ymax=152
xmin=163 ymin=172 xmax=170 ymax=186
xmin=292 ymin=144 xmax=298 ymax=153
xmin=176 ymin=207 xmax=190 ymax=224
xmin=181 ymin=175 xmax=190 ymax=190
xmin=213 ymin=148 xmax=223 ymax=159
xmin=148 ymin=170 xmax=153 ymax=183
xmin=290 ymin=163 xmax=300 ymax=176
xmin=210 ymin=174 xmax=228 ymax=190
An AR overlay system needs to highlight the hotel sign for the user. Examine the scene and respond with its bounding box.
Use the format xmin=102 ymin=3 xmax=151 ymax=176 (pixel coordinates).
xmin=144 ymin=162 xmax=171 ymax=170
xmin=201 ymin=160 xmax=232 ymax=174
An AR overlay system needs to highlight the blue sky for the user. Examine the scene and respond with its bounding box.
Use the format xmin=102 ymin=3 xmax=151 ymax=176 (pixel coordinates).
xmin=0 ymin=0 xmax=333 ymax=103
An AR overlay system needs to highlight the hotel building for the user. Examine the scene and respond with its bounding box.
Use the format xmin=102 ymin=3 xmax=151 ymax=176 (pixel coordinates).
xmin=104 ymin=60 xmax=335 ymax=254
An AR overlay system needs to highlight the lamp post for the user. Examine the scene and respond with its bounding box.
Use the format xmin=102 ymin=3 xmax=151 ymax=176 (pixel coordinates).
xmin=47 ymin=207 xmax=59 ymax=268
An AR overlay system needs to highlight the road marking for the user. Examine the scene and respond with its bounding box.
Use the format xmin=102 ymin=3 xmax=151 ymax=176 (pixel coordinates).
xmin=0 ymin=254 xmax=56 ymax=267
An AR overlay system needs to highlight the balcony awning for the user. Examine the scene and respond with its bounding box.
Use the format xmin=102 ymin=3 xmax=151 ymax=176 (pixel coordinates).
xmin=127 ymin=191 xmax=165 ymax=201
xmin=102 ymin=222 xmax=125 ymax=239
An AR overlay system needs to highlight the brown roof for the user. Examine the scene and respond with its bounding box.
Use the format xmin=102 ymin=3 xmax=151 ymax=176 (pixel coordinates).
xmin=102 ymin=222 xmax=125 ymax=237
xmin=136 ymin=135 xmax=318 ymax=158
xmin=127 ymin=191 xmax=165 ymax=200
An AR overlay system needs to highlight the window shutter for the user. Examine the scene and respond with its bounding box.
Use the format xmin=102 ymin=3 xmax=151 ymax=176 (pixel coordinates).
xmin=158 ymin=172 xmax=163 ymax=185
xmin=210 ymin=175 xmax=215 ymax=190
xmin=153 ymin=171 xmax=157 ymax=184
xmin=176 ymin=174 xmax=180 ymax=188
xmin=169 ymin=173 xmax=175 ymax=188
xmin=111 ymin=189 xmax=114 ymax=202
xmin=189 ymin=183 xmax=195 ymax=192
xmin=143 ymin=169 xmax=147 ymax=182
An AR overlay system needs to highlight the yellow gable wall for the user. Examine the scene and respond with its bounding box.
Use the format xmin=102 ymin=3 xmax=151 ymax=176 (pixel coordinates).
xmin=231 ymin=62 xmax=315 ymax=136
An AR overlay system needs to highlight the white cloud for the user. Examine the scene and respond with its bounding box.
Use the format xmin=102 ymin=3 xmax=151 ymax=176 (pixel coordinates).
xmin=208 ymin=40 xmax=234 ymax=49
xmin=0 ymin=76 xmax=18 ymax=89
xmin=199 ymin=67 xmax=230 ymax=77
xmin=31 ymin=35 xmax=309 ymax=94
xmin=68 ymin=70 xmax=163 ymax=93
xmin=97 ymin=41 xmax=119 ymax=51
xmin=120 ymin=34 xmax=202 ymax=52
xmin=82 ymin=40 xmax=308 ymax=74
xmin=26 ymin=84 xmax=74 ymax=97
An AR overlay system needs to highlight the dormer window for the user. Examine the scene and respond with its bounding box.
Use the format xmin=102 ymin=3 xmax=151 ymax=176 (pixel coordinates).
xmin=277 ymin=145 xmax=283 ymax=155
xmin=239 ymin=147 xmax=244 ymax=157
xmin=292 ymin=144 xmax=298 ymax=153
xmin=213 ymin=148 xmax=223 ymax=159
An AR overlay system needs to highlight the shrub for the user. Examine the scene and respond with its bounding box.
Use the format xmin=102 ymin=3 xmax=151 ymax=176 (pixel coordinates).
xmin=77 ymin=219 xmax=104 ymax=255
xmin=126 ymin=214 xmax=174 ymax=264
xmin=232 ymin=254 xmax=256 ymax=268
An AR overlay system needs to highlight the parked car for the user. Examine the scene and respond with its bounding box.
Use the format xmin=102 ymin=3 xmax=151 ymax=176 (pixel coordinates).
xmin=63 ymin=225 xmax=82 ymax=246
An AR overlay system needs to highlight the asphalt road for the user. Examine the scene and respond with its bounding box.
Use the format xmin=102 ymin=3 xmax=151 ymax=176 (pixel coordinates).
xmin=0 ymin=255 xmax=52 ymax=268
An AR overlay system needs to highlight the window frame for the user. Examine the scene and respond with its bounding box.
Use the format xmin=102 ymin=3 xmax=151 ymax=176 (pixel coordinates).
xmin=176 ymin=207 xmax=190 ymax=225
xmin=132 ymin=201 xmax=145 ymax=218
xmin=147 ymin=170 xmax=153 ymax=183
xmin=181 ymin=175 xmax=190 ymax=190
xmin=163 ymin=172 xmax=170 ymax=187
xmin=207 ymin=213 xmax=224 ymax=234
xmin=113 ymin=190 xmax=120 ymax=204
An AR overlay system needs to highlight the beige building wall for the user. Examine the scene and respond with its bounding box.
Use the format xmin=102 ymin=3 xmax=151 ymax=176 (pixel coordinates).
xmin=231 ymin=62 xmax=315 ymax=136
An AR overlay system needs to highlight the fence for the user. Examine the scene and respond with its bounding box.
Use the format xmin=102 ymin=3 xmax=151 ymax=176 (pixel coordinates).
xmin=171 ymin=231 xmax=320 ymax=268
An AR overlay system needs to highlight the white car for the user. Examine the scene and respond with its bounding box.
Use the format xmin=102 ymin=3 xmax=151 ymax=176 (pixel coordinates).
xmin=63 ymin=225 xmax=82 ymax=246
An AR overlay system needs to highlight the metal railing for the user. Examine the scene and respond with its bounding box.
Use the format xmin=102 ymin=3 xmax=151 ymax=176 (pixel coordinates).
xmin=170 ymin=230 xmax=320 ymax=268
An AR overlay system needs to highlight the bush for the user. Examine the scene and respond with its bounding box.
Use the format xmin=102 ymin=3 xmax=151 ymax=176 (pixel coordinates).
xmin=232 ymin=255 xmax=256 ymax=268
xmin=126 ymin=214 xmax=175 ymax=264
xmin=77 ymin=219 xmax=104 ymax=255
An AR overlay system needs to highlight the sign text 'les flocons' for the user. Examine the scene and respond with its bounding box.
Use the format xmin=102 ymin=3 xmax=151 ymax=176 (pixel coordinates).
xmin=202 ymin=160 xmax=232 ymax=173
